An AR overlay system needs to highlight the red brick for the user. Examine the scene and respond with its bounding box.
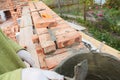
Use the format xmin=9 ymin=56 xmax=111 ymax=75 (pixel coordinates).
xmin=39 ymin=34 xmax=56 ymax=54
xmin=53 ymin=48 xmax=68 ymax=55
xmin=41 ymin=13 xmax=52 ymax=19
xmin=56 ymin=31 xmax=82 ymax=48
xmin=50 ymin=23 xmax=69 ymax=30
xmin=32 ymin=12 xmax=40 ymax=20
xmin=13 ymin=25 xmax=19 ymax=33
xmin=32 ymin=34 xmax=39 ymax=43
xmin=29 ymin=2 xmax=36 ymax=12
xmin=39 ymin=33 xmax=51 ymax=41
xmin=5 ymin=30 xmax=12 ymax=35
xmin=29 ymin=2 xmax=60 ymax=29
xmin=54 ymin=27 xmax=76 ymax=36
xmin=37 ymin=18 xmax=57 ymax=28
xmin=9 ymin=34 xmax=15 ymax=38
xmin=31 ymin=12 xmax=57 ymax=28
xmin=45 ymin=52 xmax=70 ymax=69
xmin=40 ymin=11 xmax=57 ymax=27
xmin=41 ymin=41 xmax=56 ymax=54
xmin=35 ymin=44 xmax=44 ymax=54
xmin=31 ymin=12 xmax=41 ymax=28
xmin=35 ymin=44 xmax=47 ymax=69
xmin=71 ymin=42 xmax=85 ymax=51
xmin=36 ymin=28 xmax=48 ymax=35
xmin=38 ymin=53 xmax=47 ymax=69
xmin=37 ymin=52 xmax=47 ymax=69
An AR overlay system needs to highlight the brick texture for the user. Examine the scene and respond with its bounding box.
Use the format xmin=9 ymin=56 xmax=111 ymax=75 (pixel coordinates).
xmin=36 ymin=28 xmax=48 ymax=35
xmin=39 ymin=34 xmax=56 ymax=54
xmin=45 ymin=52 xmax=70 ymax=69
xmin=56 ymin=31 xmax=82 ymax=48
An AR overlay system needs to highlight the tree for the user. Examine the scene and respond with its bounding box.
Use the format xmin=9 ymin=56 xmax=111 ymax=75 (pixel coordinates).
xmin=83 ymin=0 xmax=87 ymax=21
xmin=82 ymin=0 xmax=94 ymax=21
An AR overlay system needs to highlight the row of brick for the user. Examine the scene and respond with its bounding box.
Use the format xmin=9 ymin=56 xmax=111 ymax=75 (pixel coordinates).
xmin=33 ymin=25 xmax=81 ymax=51
xmin=33 ymin=27 xmax=56 ymax=54
xmin=2 ymin=25 xmax=18 ymax=42
xmin=34 ymin=2 xmax=63 ymax=24
xmin=34 ymin=42 xmax=85 ymax=69
xmin=32 ymin=2 xmax=82 ymax=49
xmin=34 ymin=41 xmax=71 ymax=69
xmin=32 ymin=28 xmax=82 ymax=69
xmin=30 ymin=1 xmax=82 ymax=69
xmin=39 ymin=33 xmax=56 ymax=54
xmin=29 ymin=2 xmax=57 ymax=28
xmin=32 ymin=28 xmax=63 ymax=69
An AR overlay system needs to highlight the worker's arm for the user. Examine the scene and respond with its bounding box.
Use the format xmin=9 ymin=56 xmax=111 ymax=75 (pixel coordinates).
xmin=0 ymin=69 xmax=22 ymax=80
xmin=0 ymin=29 xmax=22 ymax=53
xmin=22 ymin=68 xmax=64 ymax=80
xmin=0 ymin=29 xmax=35 ymax=67
xmin=0 ymin=68 xmax=64 ymax=80
xmin=17 ymin=50 xmax=36 ymax=67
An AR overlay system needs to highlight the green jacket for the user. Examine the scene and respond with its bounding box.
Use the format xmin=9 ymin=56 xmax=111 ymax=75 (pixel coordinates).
xmin=0 ymin=69 xmax=22 ymax=80
xmin=0 ymin=29 xmax=26 ymax=79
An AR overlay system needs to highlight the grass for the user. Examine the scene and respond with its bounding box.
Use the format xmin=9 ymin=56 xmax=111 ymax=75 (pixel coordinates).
xmin=42 ymin=0 xmax=120 ymax=51
xmin=61 ymin=16 xmax=120 ymax=51
xmin=42 ymin=0 xmax=55 ymax=5
xmin=77 ymin=18 xmax=120 ymax=51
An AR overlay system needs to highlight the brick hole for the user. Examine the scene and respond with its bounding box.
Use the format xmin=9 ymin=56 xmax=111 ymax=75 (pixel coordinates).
xmin=75 ymin=37 xmax=80 ymax=42
xmin=54 ymin=41 xmax=58 ymax=49
xmin=47 ymin=27 xmax=49 ymax=29
xmin=63 ymin=41 xmax=69 ymax=47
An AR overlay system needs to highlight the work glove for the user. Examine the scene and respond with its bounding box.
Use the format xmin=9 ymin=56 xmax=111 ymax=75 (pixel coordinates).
xmin=22 ymin=68 xmax=64 ymax=80
xmin=17 ymin=50 xmax=36 ymax=67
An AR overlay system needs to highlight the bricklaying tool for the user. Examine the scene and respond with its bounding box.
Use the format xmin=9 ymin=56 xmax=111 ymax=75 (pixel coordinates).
xmin=48 ymin=28 xmax=56 ymax=41
xmin=48 ymin=28 xmax=57 ymax=48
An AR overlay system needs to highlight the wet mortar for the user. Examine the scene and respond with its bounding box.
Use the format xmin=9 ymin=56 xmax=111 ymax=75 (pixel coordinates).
xmin=54 ymin=53 xmax=120 ymax=80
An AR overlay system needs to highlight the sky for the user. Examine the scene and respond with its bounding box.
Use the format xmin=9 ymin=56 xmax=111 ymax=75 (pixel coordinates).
xmin=95 ymin=0 xmax=106 ymax=4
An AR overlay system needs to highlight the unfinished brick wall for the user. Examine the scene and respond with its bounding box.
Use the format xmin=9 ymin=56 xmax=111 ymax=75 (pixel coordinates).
xmin=7 ymin=0 xmax=23 ymax=33
xmin=29 ymin=1 xmax=83 ymax=69
xmin=2 ymin=25 xmax=18 ymax=42
xmin=16 ymin=5 xmax=22 ymax=17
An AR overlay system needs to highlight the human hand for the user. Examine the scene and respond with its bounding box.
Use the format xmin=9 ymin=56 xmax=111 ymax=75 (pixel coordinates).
xmin=17 ymin=50 xmax=36 ymax=67
xmin=22 ymin=68 xmax=64 ymax=80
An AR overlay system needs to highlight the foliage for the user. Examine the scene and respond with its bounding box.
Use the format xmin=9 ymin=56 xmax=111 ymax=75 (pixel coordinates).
xmin=89 ymin=25 xmax=120 ymax=51
xmin=43 ymin=0 xmax=120 ymax=51
xmin=79 ymin=0 xmax=94 ymax=7
xmin=66 ymin=17 xmax=120 ymax=51
xmin=42 ymin=0 xmax=55 ymax=5
xmin=102 ymin=8 xmax=120 ymax=35
xmin=104 ymin=0 xmax=120 ymax=9
xmin=76 ymin=19 xmax=120 ymax=51
xmin=104 ymin=8 xmax=120 ymax=22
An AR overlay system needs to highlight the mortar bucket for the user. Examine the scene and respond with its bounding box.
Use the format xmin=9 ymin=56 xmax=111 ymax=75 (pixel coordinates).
xmin=54 ymin=53 xmax=120 ymax=80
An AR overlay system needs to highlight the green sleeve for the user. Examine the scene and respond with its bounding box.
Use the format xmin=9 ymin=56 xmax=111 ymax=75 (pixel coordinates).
xmin=7 ymin=38 xmax=23 ymax=53
xmin=0 ymin=29 xmax=23 ymax=52
xmin=0 ymin=69 xmax=22 ymax=80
